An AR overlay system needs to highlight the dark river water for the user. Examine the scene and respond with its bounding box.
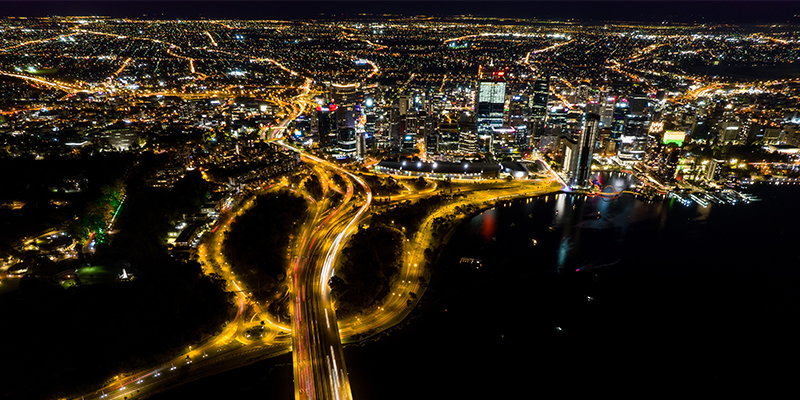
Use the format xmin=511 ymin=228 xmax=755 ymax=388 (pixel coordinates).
xmin=153 ymin=172 xmax=800 ymax=399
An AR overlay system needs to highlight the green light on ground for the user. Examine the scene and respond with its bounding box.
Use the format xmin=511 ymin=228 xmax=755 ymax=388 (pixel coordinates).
xmin=662 ymin=138 xmax=684 ymax=146
xmin=60 ymin=279 xmax=78 ymax=289
xmin=75 ymin=265 xmax=116 ymax=284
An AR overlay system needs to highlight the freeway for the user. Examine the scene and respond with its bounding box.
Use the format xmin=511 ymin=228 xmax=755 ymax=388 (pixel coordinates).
xmin=338 ymin=179 xmax=564 ymax=341
xmin=0 ymin=69 xmax=84 ymax=92
xmin=80 ymin=339 xmax=291 ymax=400
xmin=281 ymin=141 xmax=372 ymax=400
xmin=69 ymin=84 xmax=563 ymax=400
xmin=265 ymin=89 xmax=365 ymax=399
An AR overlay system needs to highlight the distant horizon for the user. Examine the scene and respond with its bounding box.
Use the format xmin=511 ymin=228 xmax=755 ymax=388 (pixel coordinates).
xmin=0 ymin=13 xmax=800 ymax=25
xmin=1 ymin=1 xmax=799 ymax=24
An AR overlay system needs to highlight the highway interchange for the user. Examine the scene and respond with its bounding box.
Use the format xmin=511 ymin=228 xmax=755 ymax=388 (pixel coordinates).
xmin=71 ymin=90 xmax=563 ymax=400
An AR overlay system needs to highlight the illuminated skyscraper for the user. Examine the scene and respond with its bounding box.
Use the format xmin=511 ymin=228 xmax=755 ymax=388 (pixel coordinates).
xmin=399 ymin=94 xmax=411 ymax=116
xmin=630 ymin=89 xmax=649 ymax=114
xmin=574 ymin=113 xmax=600 ymax=187
xmin=529 ymin=76 xmax=549 ymax=147
xmin=338 ymin=127 xmax=357 ymax=156
xmin=475 ymin=66 xmax=507 ymax=152
xmin=459 ymin=131 xmax=477 ymax=153
xmin=315 ymin=104 xmax=338 ymax=149
xmin=611 ymin=100 xmax=628 ymax=139
xmin=600 ymin=96 xmax=615 ymax=128
xmin=330 ymin=83 xmax=361 ymax=129
xmin=322 ymin=83 xmax=365 ymax=158
xmin=438 ymin=123 xmax=460 ymax=153
xmin=618 ymin=113 xmax=649 ymax=162
xmin=564 ymin=113 xmax=600 ymax=187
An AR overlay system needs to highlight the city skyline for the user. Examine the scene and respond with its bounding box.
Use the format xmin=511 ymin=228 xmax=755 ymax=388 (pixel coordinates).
xmin=1 ymin=1 xmax=799 ymax=24
xmin=1 ymin=5 xmax=799 ymax=399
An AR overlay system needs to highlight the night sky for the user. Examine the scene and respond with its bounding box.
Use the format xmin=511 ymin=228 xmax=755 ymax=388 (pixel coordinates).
xmin=1 ymin=1 xmax=799 ymax=24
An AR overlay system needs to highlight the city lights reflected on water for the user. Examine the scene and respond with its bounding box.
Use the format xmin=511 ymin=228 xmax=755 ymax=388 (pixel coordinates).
xmin=479 ymin=208 xmax=496 ymax=241
xmin=557 ymin=236 xmax=572 ymax=271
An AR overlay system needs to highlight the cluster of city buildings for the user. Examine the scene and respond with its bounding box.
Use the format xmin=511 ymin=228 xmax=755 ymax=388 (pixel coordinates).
xmin=1 ymin=15 xmax=800 ymax=308
xmin=1 ymin=15 xmax=798 ymax=208
xmin=290 ymin=59 xmax=800 ymax=189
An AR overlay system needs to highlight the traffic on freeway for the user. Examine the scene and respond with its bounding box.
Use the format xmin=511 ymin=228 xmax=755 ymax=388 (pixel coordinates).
xmin=73 ymin=88 xmax=561 ymax=400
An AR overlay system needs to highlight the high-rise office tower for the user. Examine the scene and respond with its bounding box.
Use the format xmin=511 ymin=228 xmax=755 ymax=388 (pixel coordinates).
xmin=562 ymin=137 xmax=579 ymax=179
xmin=328 ymin=83 xmax=366 ymax=158
xmin=600 ymin=96 xmax=615 ymax=128
xmin=576 ymin=85 xmax=593 ymax=104
xmin=365 ymin=112 xmax=377 ymax=136
xmin=617 ymin=113 xmax=649 ymax=161
xmin=331 ymin=83 xmax=362 ymax=129
xmin=529 ymin=77 xmax=549 ymax=148
xmin=438 ymin=123 xmax=460 ymax=153
xmin=531 ymin=77 xmax=549 ymax=115
xmin=585 ymin=101 xmax=602 ymax=116
xmin=315 ymin=104 xmax=338 ymax=149
xmin=475 ymin=66 xmax=507 ymax=152
xmin=398 ymin=94 xmax=411 ymax=116
xmin=425 ymin=132 xmax=438 ymax=156
xmin=564 ymin=108 xmax=584 ymax=138
xmin=630 ymin=89 xmax=649 ymax=114
xmin=338 ymin=127 xmax=357 ymax=156
xmin=611 ymin=101 xmax=628 ymax=139
xmin=459 ymin=129 xmax=478 ymax=153
xmin=574 ymin=113 xmax=600 ymax=187
xmin=719 ymin=120 xmax=741 ymax=144
xmin=545 ymin=106 xmax=568 ymax=149
xmin=356 ymin=131 xmax=366 ymax=158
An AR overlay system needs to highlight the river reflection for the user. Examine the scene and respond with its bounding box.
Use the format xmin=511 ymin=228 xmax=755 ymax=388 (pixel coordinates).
xmin=464 ymin=171 xmax=757 ymax=275
xmin=343 ymin=178 xmax=800 ymax=399
xmin=177 ymin=177 xmax=800 ymax=400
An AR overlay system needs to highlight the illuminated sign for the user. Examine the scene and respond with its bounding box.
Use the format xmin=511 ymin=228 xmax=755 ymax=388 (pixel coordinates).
xmin=649 ymin=121 xmax=664 ymax=134
xmin=662 ymin=130 xmax=686 ymax=146
xmin=492 ymin=127 xmax=516 ymax=134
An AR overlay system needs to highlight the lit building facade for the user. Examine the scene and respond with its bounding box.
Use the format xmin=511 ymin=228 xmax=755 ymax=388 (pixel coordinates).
xmin=618 ymin=113 xmax=649 ymax=162
xmin=573 ymin=113 xmax=600 ymax=188
xmin=475 ymin=66 xmax=507 ymax=153
xmin=529 ymin=76 xmax=549 ymax=147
